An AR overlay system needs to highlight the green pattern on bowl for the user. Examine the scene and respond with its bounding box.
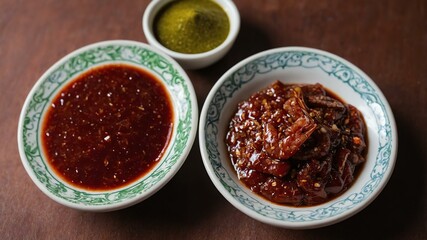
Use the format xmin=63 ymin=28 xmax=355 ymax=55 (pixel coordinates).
xmin=203 ymin=49 xmax=395 ymax=222
xmin=19 ymin=41 xmax=195 ymax=208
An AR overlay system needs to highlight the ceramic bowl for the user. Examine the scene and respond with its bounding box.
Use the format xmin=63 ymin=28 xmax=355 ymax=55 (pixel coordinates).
xmin=199 ymin=47 xmax=398 ymax=229
xmin=17 ymin=40 xmax=198 ymax=212
xmin=142 ymin=0 xmax=240 ymax=69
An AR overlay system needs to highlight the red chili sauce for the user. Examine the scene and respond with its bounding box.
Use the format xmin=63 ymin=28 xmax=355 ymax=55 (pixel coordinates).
xmin=226 ymin=81 xmax=367 ymax=206
xmin=42 ymin=64 xmax=174 ymax=191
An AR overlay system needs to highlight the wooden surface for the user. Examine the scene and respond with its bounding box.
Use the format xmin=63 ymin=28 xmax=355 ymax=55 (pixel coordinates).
xmin=1 ymin=0 xmax=426 ymax=239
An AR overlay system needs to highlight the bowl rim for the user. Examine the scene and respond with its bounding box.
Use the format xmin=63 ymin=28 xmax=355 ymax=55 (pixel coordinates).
xmin=142 ymin=0 xmax=241 ymax=60
xmin=199 ymin=46 xmax=398 ymax=229
xmin=17 ymin=39 xmax=198 ymax=212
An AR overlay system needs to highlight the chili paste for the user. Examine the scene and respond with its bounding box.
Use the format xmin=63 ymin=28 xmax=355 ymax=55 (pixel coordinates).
xmin=42 ymin=64 xmax=174 ymax=191
xmin=226 ymin=81 xmax=367 ymax=206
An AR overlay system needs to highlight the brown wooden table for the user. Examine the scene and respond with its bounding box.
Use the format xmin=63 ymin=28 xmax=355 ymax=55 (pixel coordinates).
xmin=1 ymin=0 xmax=426 ymax=239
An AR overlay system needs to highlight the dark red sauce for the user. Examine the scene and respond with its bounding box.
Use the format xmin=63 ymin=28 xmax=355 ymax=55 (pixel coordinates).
xmin=42 ymin=64 xmax=174 ymax=191
xmin=226 ymin=81 xmax=367 ymax=206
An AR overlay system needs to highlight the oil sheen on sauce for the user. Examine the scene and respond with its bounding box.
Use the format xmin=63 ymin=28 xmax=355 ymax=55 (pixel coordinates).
xmin=42 ymin=64 xmax=174 ymax=191
xmin=226 ymin=81 xmax=367 ymax=206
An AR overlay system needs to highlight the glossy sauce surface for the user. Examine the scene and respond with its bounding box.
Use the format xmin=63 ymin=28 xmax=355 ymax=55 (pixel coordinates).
xmin=42 ymin=64 xmax=174 ymax=191
xmin=226 ymin=81 xmax=367 ymax=206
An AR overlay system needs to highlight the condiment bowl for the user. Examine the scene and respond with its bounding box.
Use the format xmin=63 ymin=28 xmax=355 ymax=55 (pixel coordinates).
xmin=142 ymin=0 xmax=240 ymax=70
xmin=17 ymin=40 xmax=198 ymax=212
xmin=199 ymin=47 xmax=398 ymax=229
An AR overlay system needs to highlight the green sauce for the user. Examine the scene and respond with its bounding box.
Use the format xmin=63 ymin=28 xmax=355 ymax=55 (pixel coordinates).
xmin=154 ymin=0 xmax=230 ymax=54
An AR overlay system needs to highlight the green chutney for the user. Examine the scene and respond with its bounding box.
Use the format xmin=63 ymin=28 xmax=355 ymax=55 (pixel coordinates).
xmin=154 ymin=0 xmax=230 ymax=54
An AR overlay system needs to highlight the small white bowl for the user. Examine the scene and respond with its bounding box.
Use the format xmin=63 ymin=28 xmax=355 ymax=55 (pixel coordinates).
xmin=142 ymin=0 xmax=240 ymax=69
xmin=17 ymin=40 xmax=198 ymax=212
xmin=199 ymin=47 xmax=398 ymax=229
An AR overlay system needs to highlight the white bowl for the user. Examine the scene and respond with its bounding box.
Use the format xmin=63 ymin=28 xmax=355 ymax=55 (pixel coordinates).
xmin=142 ymin=0 xmax=240 ymax=69
xmin=199 ymin=47 xmax=398 ymax=229
xmin=17 ymin=40 xmax=198 ymax=212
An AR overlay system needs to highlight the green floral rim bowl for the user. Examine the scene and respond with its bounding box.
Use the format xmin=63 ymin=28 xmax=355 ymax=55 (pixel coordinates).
xmin=199 ymin=47 xmax=397 ymax=229
xmin=17 ymin=40 xmax=198 ymax=212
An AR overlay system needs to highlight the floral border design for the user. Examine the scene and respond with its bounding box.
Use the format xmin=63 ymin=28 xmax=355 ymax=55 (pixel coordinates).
xmin=20 ymin=43 xmax=194 ymax=206
xmin=203 ymin=50 xmax=393 ymax=222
